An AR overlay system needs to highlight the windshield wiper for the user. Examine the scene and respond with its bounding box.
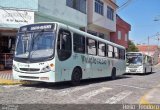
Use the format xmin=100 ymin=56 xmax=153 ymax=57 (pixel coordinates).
xmin=30 ymin=29 xmax=45 ymax=59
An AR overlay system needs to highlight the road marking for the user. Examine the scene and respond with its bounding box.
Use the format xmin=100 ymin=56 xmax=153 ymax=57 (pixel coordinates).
xmin=140 ymin=83 xmax=160 ymax=105
xmin=36 ymin=89 xmax=46 ymax=92
xmin=105 ymin=90 xmax=132 ymax=104
xmin=115 ymin=84 xmax=146 ymax=90
xmin=0 ymin=88 xmax=3 ymax=92
xmin=3 ymin=85 xmax=20 ymax=88
xmin=18 ymin=87 xmax=32 ymax=91
xmin=55 ymin=85 xmax=93 ymax=96
xmin=78 ymin=87 xmax=112 ymax=100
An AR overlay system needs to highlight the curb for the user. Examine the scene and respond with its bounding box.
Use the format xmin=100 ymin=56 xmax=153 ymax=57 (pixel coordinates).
xmin=154 ymin=63 xmax=160 ymax=68
xmin=0 ymin=78 xmax=26 ymax=85
xmin=139 ymin=84 xmax=160 ymax=110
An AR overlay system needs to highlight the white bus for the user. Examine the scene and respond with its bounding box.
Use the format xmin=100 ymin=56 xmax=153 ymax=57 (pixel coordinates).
xmin=13 ymin=22 xmax=126 ymax=85
xmin=126 ymin=52 xmax=153 ymax=74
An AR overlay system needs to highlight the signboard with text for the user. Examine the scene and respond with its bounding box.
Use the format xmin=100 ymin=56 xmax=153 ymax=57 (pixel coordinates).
xmin=0 ymin=9 xmax=34 ymax=25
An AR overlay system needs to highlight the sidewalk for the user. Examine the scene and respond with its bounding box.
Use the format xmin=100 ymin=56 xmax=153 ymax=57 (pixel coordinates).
xmin=0 ymin=70 xmax=21 ymax=85
xmin=140 ymin=63 xmax=160 ymax=107
xmin=0 ymin=70 xmax=13 ymax=80
xmin=140 ymin=84 xmax=160 ymax=107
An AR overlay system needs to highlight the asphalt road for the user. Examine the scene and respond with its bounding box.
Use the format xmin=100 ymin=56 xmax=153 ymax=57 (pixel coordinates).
xmin=0 ymin=67 xmax=160 ymax=105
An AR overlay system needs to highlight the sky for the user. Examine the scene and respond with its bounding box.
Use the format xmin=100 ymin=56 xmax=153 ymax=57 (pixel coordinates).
xmin=116 ymin=0 xmax=160 ymax=45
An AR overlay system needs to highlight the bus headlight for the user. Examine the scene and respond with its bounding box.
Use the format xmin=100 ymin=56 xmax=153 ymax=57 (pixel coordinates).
xmin=12 ymin=64 xmax=19 ymax=71
xmin=41 ymin=66 xmax=51 ymax=73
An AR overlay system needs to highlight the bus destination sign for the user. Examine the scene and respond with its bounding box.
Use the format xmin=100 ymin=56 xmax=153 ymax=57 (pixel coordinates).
xmin=126 ymin=53 xmax=142 ymax=56
xmin=19 ymin=23 xmax=55 ymax=32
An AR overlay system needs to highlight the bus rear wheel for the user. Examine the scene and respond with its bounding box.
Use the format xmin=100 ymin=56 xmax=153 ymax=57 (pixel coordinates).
xmin=144 ymin=68 xmax=147 ymax=74
xmin=111 ymin=68 xmax=116 ymax=80
xmin=150 ymin=68 xmax=153 ymax=73
xmin=71 ymin=68 xmax=82 ymax=86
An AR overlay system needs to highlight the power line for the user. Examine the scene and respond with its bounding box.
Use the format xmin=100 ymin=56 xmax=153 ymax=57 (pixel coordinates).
xmin=137 ymin=33 xmax=160 ymax=45
xmin=117 ymin=0 xmax=133 ymax=11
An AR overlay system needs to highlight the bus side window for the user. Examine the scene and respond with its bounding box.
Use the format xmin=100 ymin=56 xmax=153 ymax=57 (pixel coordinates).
xmin=98 ymin=42 xmax=106 ymax=57
xmin=108 ymin=45 xmax=113 ymax=58
xmin=73 ymin=33 xmax=85 ymax=54
xmin=114 ymin=47 xmax=119 ymax=59
xmin=87 ymin=38 xmax=97 ymax=55
xmin=57 ymin=29 xmax=72 ymax=61
xmin=119 ymin=49 xmax=125 ymax=60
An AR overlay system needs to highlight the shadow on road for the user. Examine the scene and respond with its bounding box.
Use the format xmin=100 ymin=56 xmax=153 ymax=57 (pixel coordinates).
xmin=21 ymin=75 xmax=131 ymax=89
xmin=123 ymin=72 xmax=156 ymax=76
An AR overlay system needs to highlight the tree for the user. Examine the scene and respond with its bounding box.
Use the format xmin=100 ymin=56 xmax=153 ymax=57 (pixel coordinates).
xmin=127 ymin=40 xmax=139 ymax=52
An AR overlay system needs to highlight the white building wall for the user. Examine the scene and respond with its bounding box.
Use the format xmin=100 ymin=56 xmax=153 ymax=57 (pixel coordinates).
xmin=36 ymin=0 xmax=87 ymax=28
xmin=88 ymin=0 xmax=117 ymax=32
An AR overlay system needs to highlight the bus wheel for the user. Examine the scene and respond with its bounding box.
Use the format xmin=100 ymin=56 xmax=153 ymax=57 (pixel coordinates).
xmin=150 ymin=68 xmax=152 ymax=73
xmin=111 ymin=68 xmax=116 ymax=80
xmin=71 ymin=68 xmax=82 ymax=86
xmin=144 ymin=68 xmax=147 ymax=74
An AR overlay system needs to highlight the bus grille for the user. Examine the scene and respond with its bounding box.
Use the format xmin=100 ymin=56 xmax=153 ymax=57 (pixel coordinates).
xmin=20 ymin=68 xmax=40 ymax=72
xmin=19 ymin=76 xmax=39 ymax=79
xmin=128 ymin=66 xmax=138 ymax=68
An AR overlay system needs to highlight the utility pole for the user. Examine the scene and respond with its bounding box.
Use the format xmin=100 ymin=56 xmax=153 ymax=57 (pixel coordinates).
xmin=148 ymin=36 xmax=150 ymax=56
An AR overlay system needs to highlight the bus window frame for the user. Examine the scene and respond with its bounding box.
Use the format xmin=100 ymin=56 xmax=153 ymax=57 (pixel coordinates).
xmin=86 ymin=37 xmax=97 ymax=56
xmin=114 ymin=47 xmax=119 ymax=59
xmin=73 ymin=33 xmax=85 ymax=54
xmin=57 ymin=28 xmax=72 ymax=61
xmin=98 ymin=41 xmax=106 ymax=57
xmin=108 ymin=45 xmax=114 ymax=58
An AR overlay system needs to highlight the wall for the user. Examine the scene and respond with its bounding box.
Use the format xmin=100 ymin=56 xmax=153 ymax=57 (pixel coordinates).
xmin=0 ymin=0 xmax=38 ymax=11
xmin=110 ymin=15 xmax=131 ymax=48
xmin=88 ymin=0 xmax=117 ymax=32
xmin=36 ymin=0 xmax=87 ymax=28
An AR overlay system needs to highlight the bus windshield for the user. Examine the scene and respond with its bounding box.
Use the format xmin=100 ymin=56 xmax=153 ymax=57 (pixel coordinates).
xmin=15 ymin=31 xmax=55 ymax=62
xmin=126 ymin=53 xmax=142 ymax=65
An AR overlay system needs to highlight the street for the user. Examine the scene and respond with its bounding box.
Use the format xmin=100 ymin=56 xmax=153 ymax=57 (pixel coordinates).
xmin=0 ymin=67 xmax=160 ymax=105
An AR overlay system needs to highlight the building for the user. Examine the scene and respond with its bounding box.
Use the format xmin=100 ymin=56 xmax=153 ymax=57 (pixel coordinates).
xmin=110 ymin=15 xmax=131 ymax=48
xmin=136 ymin=45 xmax=160 ymax=64
xmin=87 ymin=0 xmax=118 ymax=40
xmin=36 ymin=0 xmax=87 ymax=28
xmin=0 ymin=0 xmax=37 ymax=69
xmin=37 ymin=0 xmax=118 ymax=41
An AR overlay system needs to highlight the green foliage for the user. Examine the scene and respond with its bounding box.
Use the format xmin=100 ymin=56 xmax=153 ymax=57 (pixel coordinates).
xmin=127 ymin=40 xmax=139 ymax=52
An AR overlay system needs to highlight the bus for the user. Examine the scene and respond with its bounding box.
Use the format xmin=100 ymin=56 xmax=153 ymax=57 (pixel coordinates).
xmin=12 ymin=22 xmax=126 ymax=85
xmin=126 ymin=52 xmax=153 ymax=74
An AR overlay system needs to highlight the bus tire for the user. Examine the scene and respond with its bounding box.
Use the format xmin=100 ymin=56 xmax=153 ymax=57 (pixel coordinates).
xmin=150 ymin=68 xmax=152 ymax=73
xmin=71 ymin=67 xmax=82 ymax=86
xmin=144 ymin=68 xmax=147 ymax=74
xmin=111 ymin=68 xmax=116 ymax=80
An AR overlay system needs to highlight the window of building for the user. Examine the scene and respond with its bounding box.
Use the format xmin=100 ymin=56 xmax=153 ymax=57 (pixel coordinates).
xmin=108 ymin=45 xmax=113 ymax=58
xmin=125 ymin=33 xmax=128 ymax=41
xmin=107 ymin=6 xmax=114 ymax=21
xmin=95 ymin=0 xmax=104 ymax=15
xmin=87 ymin=38 xmax=97 ymax=55
xmin=87 ymin=30 xmax=97 ymax=36
xmin=98 ymin=33 xmax=105 ymax=39
xmin=73 ymin=33 xmax=85 ymax=54
xmin=98 ymin=42 xmax=106 ymax=57
xmin=66 ymin=0 xmax=86 ymax=13
xmin=118 ymin=31 xmax=121 ymax=40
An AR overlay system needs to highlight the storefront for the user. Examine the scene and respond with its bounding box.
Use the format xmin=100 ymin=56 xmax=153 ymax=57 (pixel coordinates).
xmin=0 ymin=9 xmax=34 ymax=70
xmin=0 ymin=29 xmax=17 ymax=69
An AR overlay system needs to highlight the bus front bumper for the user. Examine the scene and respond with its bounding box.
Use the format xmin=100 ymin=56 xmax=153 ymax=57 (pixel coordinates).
xmin=13 ymin=70 xmax=56 ymax=82
xmin=126 ymin=68 xmax=144 ymax=73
